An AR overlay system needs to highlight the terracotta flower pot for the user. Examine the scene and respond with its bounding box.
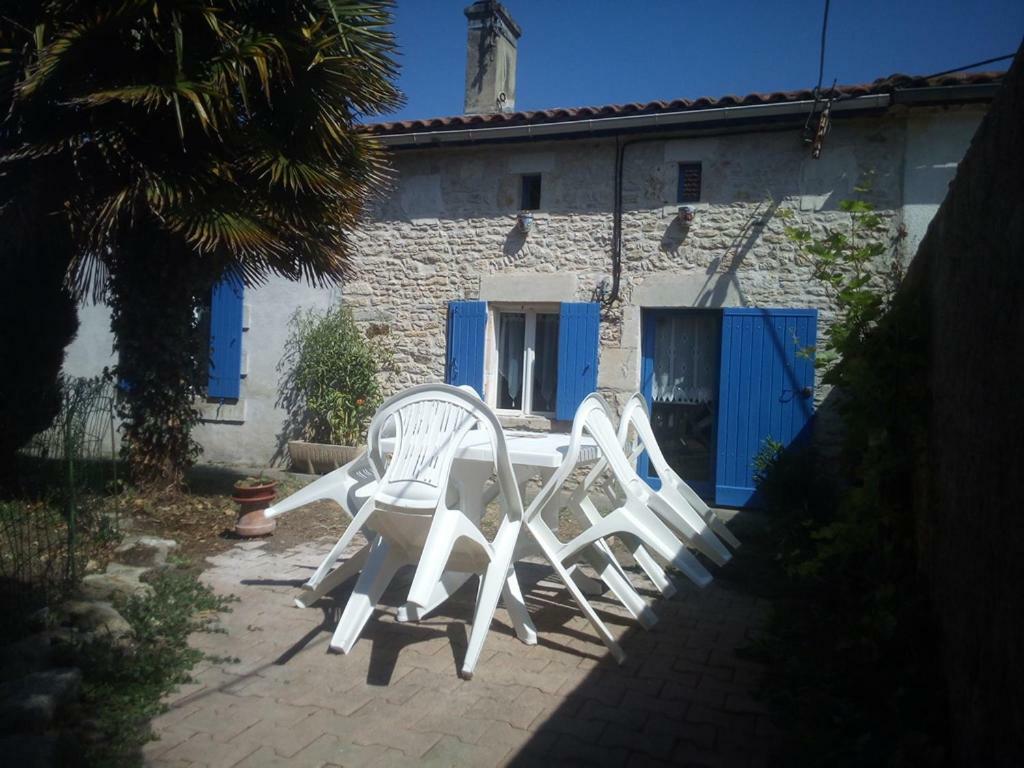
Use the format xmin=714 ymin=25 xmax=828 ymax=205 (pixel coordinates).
xmin=233 ymin=479 xmax=278 ymax=537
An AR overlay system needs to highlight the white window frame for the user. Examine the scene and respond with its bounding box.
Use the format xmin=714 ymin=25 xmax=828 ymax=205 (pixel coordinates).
xmin=485 ymin=302 xmax=560 ymax=418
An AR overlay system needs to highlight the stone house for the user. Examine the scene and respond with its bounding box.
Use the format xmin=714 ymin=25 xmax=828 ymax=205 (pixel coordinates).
xmin=64 ymin=2 xmax=1001 ymax=507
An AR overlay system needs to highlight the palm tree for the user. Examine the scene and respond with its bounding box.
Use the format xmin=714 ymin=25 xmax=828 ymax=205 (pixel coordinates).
xmin=0 ymin=1 xmax=402 ymax=489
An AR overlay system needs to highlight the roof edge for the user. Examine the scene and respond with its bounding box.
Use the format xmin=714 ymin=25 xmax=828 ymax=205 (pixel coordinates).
xmin=364 ymin=71 xmax=1003 ymax=146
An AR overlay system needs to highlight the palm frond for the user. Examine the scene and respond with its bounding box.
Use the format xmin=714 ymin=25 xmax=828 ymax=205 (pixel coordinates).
xmin=3 ymin=0 xmax=404 ymax=298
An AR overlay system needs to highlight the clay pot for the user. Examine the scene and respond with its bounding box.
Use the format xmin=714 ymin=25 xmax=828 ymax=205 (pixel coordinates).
xmin=233 ymin=480 xmax=278 ymax=537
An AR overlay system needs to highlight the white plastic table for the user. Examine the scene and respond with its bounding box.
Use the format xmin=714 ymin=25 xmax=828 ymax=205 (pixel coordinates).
xmin=381 ymin=429 xmax=598 ymax=533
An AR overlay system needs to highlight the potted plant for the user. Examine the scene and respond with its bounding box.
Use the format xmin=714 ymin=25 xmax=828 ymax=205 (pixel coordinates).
xmin=280 ymin=305 xmax=390 ymax=474
xmin=233 ymin=473 xmax=277 ymax=537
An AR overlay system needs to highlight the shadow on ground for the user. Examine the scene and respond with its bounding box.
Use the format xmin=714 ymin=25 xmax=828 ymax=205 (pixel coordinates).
xmin=159 ymin=510 xmax=784 ymax=766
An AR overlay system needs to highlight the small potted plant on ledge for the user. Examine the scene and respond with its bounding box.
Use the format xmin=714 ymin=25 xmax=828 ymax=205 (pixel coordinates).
xmin=233 ymin=472 xmax=277 ymax=537
xmin=280 ymin=305 xmax=390 ymax=474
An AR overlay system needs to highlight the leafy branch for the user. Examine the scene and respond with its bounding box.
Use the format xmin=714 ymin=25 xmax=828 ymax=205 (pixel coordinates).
xmin=781 ymin=187 xmax=904 ymax=383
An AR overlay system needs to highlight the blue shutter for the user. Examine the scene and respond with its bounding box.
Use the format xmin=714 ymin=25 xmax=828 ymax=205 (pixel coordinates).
xmin=715 ymin=308 xmax=817 ymax=507
xmin=446 ymin=300 xmax=487 ymax=396
xmin=555 ymin=302 xmax=601 ymax=421
xmin=207 ymin=273 xmax=244 ymax=399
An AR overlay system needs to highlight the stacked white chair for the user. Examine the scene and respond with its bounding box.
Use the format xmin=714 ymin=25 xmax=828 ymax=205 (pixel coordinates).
xmin=577 ymin=393 xmax=737 ymax=599
xmin=523 ymin=393 xmax=717 ymax=663
xmin=618 ymin=393 xmax=740 ymax=552
xmin=263 ymin=385 xmax=739 ymax=676
xmin=265 ymin=386 xmax=482 ymax=611
xmin=320 ymin=383 xmax=536 ymax=679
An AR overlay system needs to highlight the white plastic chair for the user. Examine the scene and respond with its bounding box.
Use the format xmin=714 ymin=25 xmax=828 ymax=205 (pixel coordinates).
xmin=619 ymin=393 xmax=740 ymax=552
xmin=324 ymin=383 xmax=536 ymax=679
xmin=524 ymin=393 xmax=715 ymax=663
xmin=264 ymin=453 xmax=378 ymax=608
xmin=265 ymin=384 xmax=482 ymax=611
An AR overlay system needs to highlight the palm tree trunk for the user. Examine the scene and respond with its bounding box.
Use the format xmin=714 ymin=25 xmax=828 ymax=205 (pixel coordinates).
xmin=108 ymin=236 xmax=210 ymax=491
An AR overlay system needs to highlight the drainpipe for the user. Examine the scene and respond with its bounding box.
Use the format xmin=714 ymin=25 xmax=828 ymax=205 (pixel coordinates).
xmin=608 ymin=134 xmax=667 ymax=306
xmin=606 ymin=122 xmax=821 ymax=307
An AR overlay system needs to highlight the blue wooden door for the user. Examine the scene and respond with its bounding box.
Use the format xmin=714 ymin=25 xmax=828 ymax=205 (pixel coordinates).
xmin=714 ymin=308 xmax=817 ymax=507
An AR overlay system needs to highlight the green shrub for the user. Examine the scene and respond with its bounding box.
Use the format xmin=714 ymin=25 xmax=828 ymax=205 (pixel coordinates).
xmin=751 ymin=195 xmax=949 ymax=765
xmin=280 ymin=305 xmax=391 ymax=445
xmin=72 ymin=565 xmax=236 ymax=767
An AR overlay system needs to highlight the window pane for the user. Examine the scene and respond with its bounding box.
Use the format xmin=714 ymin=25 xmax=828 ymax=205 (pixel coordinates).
xmin=497 ymin=313 xmax=525 ymax=410
xmin=532 ymin=313 xmax=560 ymax=413
xmin=649 ymin=310 xmax=720 ymax=484
xmin=520 ymin=174 xmax=542 ymax=210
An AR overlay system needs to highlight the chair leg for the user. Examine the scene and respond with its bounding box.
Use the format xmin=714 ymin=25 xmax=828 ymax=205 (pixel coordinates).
xmin=710 ymin=516 xmax=741 ymax=549
xmin=623 ymin=503 xmax=714 ymax=589
xmin=527 ymin=525 xmax=626 ymax=664
xmin=630 ymin=543 xmax=677 ymax=598
xmin=329 ymin=537 xmax=405 ymax=655
xmin=295 ymin=542 xmax=371 ymax=608
xmin=397 ymin=571 xmax=474 ymax=622
xmin=502 ymin=567 xmax=537 ymax=645
xmin=461 ymin=522 xmax=523 ymax=678
xmin=405 ymin=505 xmax=468 ymax=609
xmin=306 ymin=500 xmax=375 ymax=590
xmin=645 ymin=535 xmax=713 ymax=589
xmin=581 ymin=546 xmax=658 ymax=630
xmin=461 ymin=560 xmax=513 ymax=679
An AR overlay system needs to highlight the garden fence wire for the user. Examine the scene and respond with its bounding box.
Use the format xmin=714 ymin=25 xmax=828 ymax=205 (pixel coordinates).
xmin=1 ymin=377 xmax=120 ymax=615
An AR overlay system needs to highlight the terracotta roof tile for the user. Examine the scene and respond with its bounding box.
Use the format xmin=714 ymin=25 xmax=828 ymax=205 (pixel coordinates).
xmin=364 ymin=71 xmax=1003 ymax=136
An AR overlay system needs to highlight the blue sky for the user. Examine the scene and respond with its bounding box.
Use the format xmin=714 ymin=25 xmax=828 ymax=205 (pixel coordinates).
xmin=381 ymin=0 xmax=1023 ymax=122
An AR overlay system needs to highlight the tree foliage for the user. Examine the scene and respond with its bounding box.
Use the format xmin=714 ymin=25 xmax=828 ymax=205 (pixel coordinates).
xmin=781 ymin=188 xmax=904 ymax=380
xmin=1 ymin=2 xmax=402 ymax=488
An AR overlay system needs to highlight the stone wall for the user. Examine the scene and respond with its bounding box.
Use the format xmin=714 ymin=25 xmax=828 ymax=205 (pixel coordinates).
xmin=59 ymin=105 xmax=985 ymax=465
xmin=346 ymin=111 xmax=968 ymax=420
xmin=907 ymin=53 xmax=1023 ymax=766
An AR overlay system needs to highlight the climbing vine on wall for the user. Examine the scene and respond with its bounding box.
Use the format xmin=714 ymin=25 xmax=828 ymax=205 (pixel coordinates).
xmin=753 ymin=192 xmax=946 ymax=764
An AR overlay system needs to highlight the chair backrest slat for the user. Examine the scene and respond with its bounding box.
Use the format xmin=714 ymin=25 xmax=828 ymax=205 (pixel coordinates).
xmin=618 ymin=392 xmax=712 ymax=516
xmin=367 ymin=384 xmax=523 ymax=517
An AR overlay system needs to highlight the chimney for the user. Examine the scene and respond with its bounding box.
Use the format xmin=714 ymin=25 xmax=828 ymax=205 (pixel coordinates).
xmin=463 ymin=2 xmax=521 ymax=115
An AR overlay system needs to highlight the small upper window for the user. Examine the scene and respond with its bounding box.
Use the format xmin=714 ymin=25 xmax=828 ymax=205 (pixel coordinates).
xmin=677 ymin=162 xmax=702 ymax=204
xmin=520 ymin=174 xmax=542 ymax=211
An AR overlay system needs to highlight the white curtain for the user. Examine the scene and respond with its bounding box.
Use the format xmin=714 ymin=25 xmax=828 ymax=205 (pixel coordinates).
xmin=532 ymin=313 xmax=559 ymax=412
xmin=652 ymin=313 xmax=718 ymax=404
xmin=498 ymin=313 xmax=525 ymax=408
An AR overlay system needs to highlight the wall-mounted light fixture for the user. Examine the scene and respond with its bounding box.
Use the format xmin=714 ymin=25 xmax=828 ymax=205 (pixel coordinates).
xmin=676 ymin=205 xmax=697 ymax=226
xmin=516 ymin=211 xmax=535 ymax=234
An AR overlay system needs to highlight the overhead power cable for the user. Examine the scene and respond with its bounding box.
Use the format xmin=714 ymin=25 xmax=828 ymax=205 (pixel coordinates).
xmin=803 ymin=0 xmax=832 ymax=144
xmin=916 ymin=53 xmax=1016 ymax=81
xmin=814 ymin=0 xmax=831 ymax=94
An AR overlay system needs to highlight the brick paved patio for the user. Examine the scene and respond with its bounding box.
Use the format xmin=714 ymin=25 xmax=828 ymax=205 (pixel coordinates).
xmin=143 ymin=532 xmax=778 ymax=767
